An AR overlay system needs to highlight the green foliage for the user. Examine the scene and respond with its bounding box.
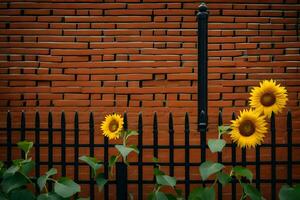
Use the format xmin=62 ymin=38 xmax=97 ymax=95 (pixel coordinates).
xmin=79 ymin=156 xmax=102 ymax=177
xmin=199 ymin=161 xmax=224 ymax=181
xmin=54 ymin=177 xmax=80 ymax=198
xmin=79 ymin=155 xmax=107 ymax=192
xmin=208 ymin=139 xmax=226 ymax=153
xmin=0 ymin=140 xmax=80 ymax=199
xmin=279 ymin=184 xmax=300 ymax=200
xmin=37 ymin=168 xmax=57 ymax=191
xmin=95 ymin=173 xmax=107 ymax=192
xmin=217 ymin=171 xmax=232 ymax=186
xmin=189 ymin=187 xmax=215 ymax=200
xmin=232 ymin=166 xmax=253 ymax=183
xmin=115 ymin=144 xmax=139 ymax=165
xmin=147 ymin=158 xmax=182 ymax=200
xmin=241 ymin=183 xmax=263 ymax=200
xmin=218 ymin=125 xmax=231 ymax=137
xmin=17 ymin=141 xmax=33 ymax=159
xmin=156 ymin=175 xmax=176 ymax=188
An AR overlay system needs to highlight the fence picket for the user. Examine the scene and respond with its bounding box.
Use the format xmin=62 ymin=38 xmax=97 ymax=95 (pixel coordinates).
xmin=231 ymin=112 xmax=237 ymax=200
xmin=218 ymin=110 xmax=223 ymax=200
xmin=61 ymin=112 xmax=66 ymax=177
xmin=138 ymin=113 xmax=143 ymax=200
xmin=184 ymin=112 xmax=190 ymax=198
xmin=21 ymin=111 xmax=25 ymax=159
xmin=48 ymin=112 xmax=53 ymax=191
xmin=271 ymin=112 xmax=276 ymax=199
xmin=6 ymin=111 xmax=12 ymax=164
xmin=287 ymin=111 xmax=292 ymax=186
xmin=89 ymin=112 xmax=95 ymax=200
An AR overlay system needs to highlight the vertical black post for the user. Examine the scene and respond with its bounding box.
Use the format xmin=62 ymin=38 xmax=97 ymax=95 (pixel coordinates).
xmin=21 ymin=111 xmax=26 ymax=158
xmin=123 ymin=112 xmax=128 ymax=131
xmin=184 ymin=113 xmax=190 ymax=199
xmin=200 ymin=111 xmax=206 ymax=162
xmin=116 ymin=113 xmax=128 ymax=200
xmin=35 ymin=111 xmax=40 ymax=192
xmin=61 ymin=112 xmax=66 ymax=177
xmin=89 ymin=112 xmax=95 ymax=200
xmin=104 ymin=132 xmax=109 ymax=200
xmin=255 ymin=140 xmax=261 ymax=190
xmin=116 ymin=162 xmax=128 ymax=200
xmin=153 ymin=112 xmax=158 ymax=186
xmin=74 ymin=112 xmax=79 ymax=199
xmin=153 ymin=113 xmax=158 ymax=159
xmin=48 ymin=112 xmax=53 ymax=191
xmin=138 ymin=113 xmax=143 ymax=200
xmin=231 ymin=112 xmax=237 ymax=200
xmin=287 ymin=111 xmax=292 ymax=186
xmin=271 ymin=112 xmax=276 ymax=199
xmin=6 ymin=111 xmax=12 ymax=164
xmin=197 ymin=3 xmax=208 ymax=133
xmin=169 ymin=113 xmax=174 ymax=177
xmin=217 ymin=110 xmax=223 ymax=200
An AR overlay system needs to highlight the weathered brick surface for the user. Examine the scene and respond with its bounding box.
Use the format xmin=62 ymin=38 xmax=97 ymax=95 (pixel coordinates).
xmin=0 ymin=0 xmax=299 ymax=199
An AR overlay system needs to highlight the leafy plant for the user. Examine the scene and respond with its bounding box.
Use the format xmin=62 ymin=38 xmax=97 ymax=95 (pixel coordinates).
xmin=279 ymin=184 xmax=300 ymax=200
xmin=109 ymin=130 xmax=139 ymax=173
xmin=79 ymin=155 xmax=107 ymax=192
xmin=0 ymin=140 xmax=80 ymax=200
xmin=147 ymin=158 xmax=183 ymax=200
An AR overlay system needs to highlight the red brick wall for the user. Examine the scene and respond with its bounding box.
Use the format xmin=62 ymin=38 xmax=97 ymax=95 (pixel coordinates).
xmin=0 ymin=0 xmax=299 ymax=199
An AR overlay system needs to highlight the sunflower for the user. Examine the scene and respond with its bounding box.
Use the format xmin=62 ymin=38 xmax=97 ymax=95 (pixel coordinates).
xmin=101 ymin=113 xmax=124 ymax=140
xmin=249 ymin=79 xmax=288 ymax=118
xmin=230 ymin=109 xmax=268 ymax=148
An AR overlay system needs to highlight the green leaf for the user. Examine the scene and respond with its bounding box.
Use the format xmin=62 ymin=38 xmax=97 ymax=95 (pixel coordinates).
xmin=279 ymin=184 xmax=300 ymax=200
xmin=79 ymin=156 xmax=102 ymax=177
xmin=17 ymin=141 xmax=33 ymax=156
xmin=1 ymin=173 xmax=28 ymax=193
xmin=154 ymin=168 xmax=165 ymax=176
xmin=46 ymin=168 xmax=58 ymax=176
xmin=153 ymin=157 xmax=159 ymax=163
xmin=37 ymin=168 xmax=57 ymax=191
xmin=165 ymin=194 xmax=177 ymax=200
xmin=189 ymin=187 xmax=215 ymax=200
xmin=125 ymin=130 xmax=139 ymax=140
xmin=218 ymin=126 xmax=231 ymax=137
xmin=147 ymin=192 xmax=155 ymax=200
xmin=175 ymin=188 xmax=183 ymax=197
xmin=199 ymin=161 xmax=224 ymax=181
xmin=95 ymin=173 xmax=107 ymax=192
xmin=242 ymin=184 xmax=263 ymax=200
xmin=2 ymin=165 xmax=20 ymax=179
xmin=37 ymin=192 xmax=64 ymax=200
xmin=217 ymin=171 xmax=232 ymax=186
xmin=129 ymin=144 xmax=139 ymax=154
xmin=0 ymin=192 xmax=8 ymax=200
xmin=156 ymin=175 xmax=176 ymax=187
xmin=232 ymin=166 xmax=253 ymax=183
xmin=10 ymin=189 xmax=35 ymax=200
xmin=155 ymin=191 xmax=168 ymax=200
xmin=54 ymin=177 xmax=80 ymax=198
xmin=19 ymin=160 xmax=34 ymax=175
xmin=109 ymin=155 xmax=118 ymax=168
xmin=208 ymin=139 xmax=226 ymax=153
xmin=115 ymin=145 xmax=136 ymax=160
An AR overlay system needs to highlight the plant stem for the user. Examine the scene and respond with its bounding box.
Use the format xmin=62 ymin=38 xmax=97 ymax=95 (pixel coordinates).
xmin=212 ymin=177 xmax=218 ymax=187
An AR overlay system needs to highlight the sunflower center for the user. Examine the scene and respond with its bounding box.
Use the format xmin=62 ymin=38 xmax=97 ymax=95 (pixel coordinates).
xmin=260 ymin=92 xmax=276 ymax=107
xmin=239 ymin=120 xmax=255 ymax=137
xmin=108 ymin=120 xmax=119 ymax=132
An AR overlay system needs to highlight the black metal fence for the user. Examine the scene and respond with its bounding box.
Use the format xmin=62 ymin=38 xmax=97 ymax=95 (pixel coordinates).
xmin=0 ymin=110 xmax=298 ymax=199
